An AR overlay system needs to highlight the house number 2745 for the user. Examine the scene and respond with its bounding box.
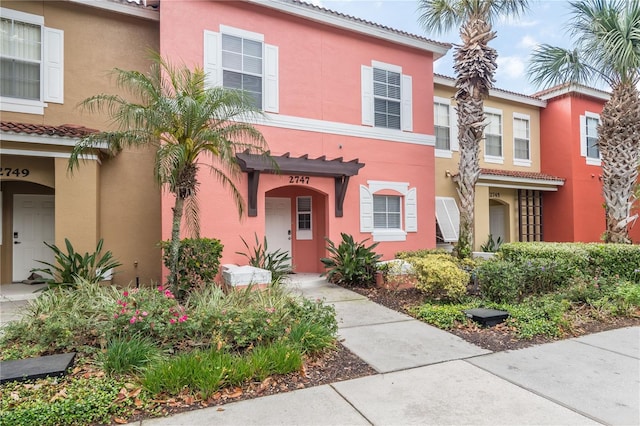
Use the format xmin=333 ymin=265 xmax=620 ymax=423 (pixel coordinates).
xmin=289 ymin=175 xmax=309 ymax=184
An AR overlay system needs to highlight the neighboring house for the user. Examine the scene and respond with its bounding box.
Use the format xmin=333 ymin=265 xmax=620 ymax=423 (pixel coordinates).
xmin=433 ymin=75 xmax=565 ymax=251
xmin=0 ymin=0 xmax=161 ymax=285
xmin=537 ymin=84 xmax=640 ymax=243
xmin=159 ymin=0 xmax=450 ymax=272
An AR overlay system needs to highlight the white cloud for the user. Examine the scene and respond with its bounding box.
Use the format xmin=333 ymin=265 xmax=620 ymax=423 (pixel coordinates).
xmin=518 ymin=35 xmax=539 ymax=50
xmin=496 ymin=56 xmax=526 ymax=80
xmin=497 ymin=15 xmax=539 ymax=27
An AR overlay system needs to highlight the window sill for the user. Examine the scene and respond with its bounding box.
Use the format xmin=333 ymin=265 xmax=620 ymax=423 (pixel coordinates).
xmin=513 ymin=159 xmax=532 ymax=167
xmin=435 ymin=149 xmax=453 ymax=158
xmin=0 ymin=97 xmax=46 ymax=115
xmin=372 ymin=229 xmax=407 ymax=242
xmin=586 ymin=157 xmax=602 ymax=166
xmin=484 ymin=155 xmax=504 ymax=164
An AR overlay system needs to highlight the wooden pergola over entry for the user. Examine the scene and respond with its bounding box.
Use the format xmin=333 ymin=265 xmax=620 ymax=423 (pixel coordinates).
xmin=236 ymin=152 xmax=365 ymax=217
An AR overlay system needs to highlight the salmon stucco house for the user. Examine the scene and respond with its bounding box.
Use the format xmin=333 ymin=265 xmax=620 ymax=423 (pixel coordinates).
xmin=158 ymin=0 xmax=450 ymax=272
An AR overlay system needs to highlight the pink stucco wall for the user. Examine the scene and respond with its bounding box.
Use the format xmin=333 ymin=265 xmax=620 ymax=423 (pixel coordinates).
xmin=159 ymin=0 xmax=437 ymax=273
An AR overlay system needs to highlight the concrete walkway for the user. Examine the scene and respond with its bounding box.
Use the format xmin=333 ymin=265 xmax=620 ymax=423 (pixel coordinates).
xmin=2 ymin=276 xmax=638 ymax=425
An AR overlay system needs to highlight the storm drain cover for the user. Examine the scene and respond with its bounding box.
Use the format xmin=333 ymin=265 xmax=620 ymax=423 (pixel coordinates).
xmin=0 ymin=352 xmax=76 ymax=384
xmin=463 ymin=308 xmax=509 ymax=327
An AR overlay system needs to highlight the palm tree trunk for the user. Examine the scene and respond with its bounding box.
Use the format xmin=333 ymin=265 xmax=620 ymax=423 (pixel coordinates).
xmin=169 ymin=194 xmax=186 ymax=294
xmin=599 ymin=83 xmax=640 ymax=243
xmin=452 ymin=16 xmax=497 ymax=258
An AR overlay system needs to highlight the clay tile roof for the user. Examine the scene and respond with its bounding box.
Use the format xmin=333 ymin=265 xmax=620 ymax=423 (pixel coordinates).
xmin=287 ymin=0 xmax=450 ymax=49
xmin=434 ymin=74 xmax=545 ymax=102
xmin=479 ymin=168 xmax=565 ymax=182
xmin=1 ymin=121 xmax=98 ymax=138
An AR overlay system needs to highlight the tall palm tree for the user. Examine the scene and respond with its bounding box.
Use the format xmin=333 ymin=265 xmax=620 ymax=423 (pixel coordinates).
xmin=529 ymin=0 xmax=640 ymax=243
xmin=418 ymin=0 xmax=529 ymax=258
xmin=70 ymin=54 xmax=270 ymax=291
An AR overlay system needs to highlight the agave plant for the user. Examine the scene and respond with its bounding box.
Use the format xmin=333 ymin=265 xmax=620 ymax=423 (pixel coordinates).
xmin=32 ymin=238 xmax=122 ymax=290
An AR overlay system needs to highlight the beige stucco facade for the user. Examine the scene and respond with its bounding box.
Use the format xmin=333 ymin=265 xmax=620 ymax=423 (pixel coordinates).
xmin=433 ymin=76 xmax=562 ymax=250
xmin=1 ymin=1 xmax=161 ymax=285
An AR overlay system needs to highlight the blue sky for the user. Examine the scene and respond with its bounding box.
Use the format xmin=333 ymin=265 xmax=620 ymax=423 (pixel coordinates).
xmin=313 ymin=0 xmax=574 ymax=95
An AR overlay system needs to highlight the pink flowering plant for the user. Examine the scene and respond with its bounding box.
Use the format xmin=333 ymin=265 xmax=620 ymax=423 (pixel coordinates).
xmin=110 ymin=286 xmax=190 ymax=345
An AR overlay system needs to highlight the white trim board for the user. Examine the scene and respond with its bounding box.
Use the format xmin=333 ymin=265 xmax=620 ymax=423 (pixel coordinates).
xmin=258 ymin=113 xmax=434 ymax=146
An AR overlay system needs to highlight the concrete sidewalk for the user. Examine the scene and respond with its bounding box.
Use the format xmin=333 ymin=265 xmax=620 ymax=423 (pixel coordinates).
xmin=140 ymin=275 xmax=639 ymax=426
xmin=2 ymin=277 xmax=638 ymax=425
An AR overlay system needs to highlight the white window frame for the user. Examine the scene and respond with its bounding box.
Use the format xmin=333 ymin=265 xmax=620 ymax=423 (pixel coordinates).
xmin=361 ymin=60 xmax=412 ymax=132
xmin=296 ymin=196 xmax=312 ymax=240
xmin=513 ymin=112 xmax=531 ymax=167
xmin=484 ymin=107 xmax=503 ymax=164
xmin=580 ymin=111 xmax=601 ymax=166
xmin=435 ymin=197 xmax=460 ymax=242
xmin=433 ymin=96 xmax=459 ymax=158
xmin=204 ymin=25 xmax=278 ymax=113
xmin=0 ymin=7 xmax=64 ymax=114
xmin=373 ymin=194 xmax=402 ymax=230
xmin=360 ymin=180 xmax=417 ymax=242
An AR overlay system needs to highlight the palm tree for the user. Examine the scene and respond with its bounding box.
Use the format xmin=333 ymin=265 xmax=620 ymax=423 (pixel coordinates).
xmin=70 ymin=54 xmax=270 ymax=291
xmin=529 ymin=0 xmax=640 ymax=244
xmin=418 ymin=0 xmax=529 ymax=258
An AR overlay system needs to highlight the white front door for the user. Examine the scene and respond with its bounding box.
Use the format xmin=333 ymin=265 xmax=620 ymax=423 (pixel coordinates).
xmin=265 ymin=197 xmax=291 ymax=266
xmin=13 ymin=194 xmax=55 ymax=282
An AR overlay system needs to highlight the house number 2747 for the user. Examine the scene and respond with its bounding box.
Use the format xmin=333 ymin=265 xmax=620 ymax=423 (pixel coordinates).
xmin=289 ymin=175 xmax=309 ymax=184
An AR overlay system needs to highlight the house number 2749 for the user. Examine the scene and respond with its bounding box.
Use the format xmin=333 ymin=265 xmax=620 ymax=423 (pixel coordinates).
xmin=289 ymin=175 xmax=309 ymax=184
xmin=0 ymin=168 xmax=30 ymax=177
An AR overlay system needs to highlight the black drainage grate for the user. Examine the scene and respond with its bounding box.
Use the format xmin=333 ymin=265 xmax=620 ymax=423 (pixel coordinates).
xmin=463 ymin=308 xmax=509 ymax=327
xmin=0 ymin=353 xmax=76 ymax=384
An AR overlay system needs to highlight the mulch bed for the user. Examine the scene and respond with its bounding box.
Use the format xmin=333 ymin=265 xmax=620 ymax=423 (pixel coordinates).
xmin=350 ymin=286 xmax=640 ymax=352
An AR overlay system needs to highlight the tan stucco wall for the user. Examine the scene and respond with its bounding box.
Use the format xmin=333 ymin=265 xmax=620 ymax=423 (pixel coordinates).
xmin=1 ymin=1 xmax=161 ymax=285
xmin=434 ymin=84 xmax=542 ymax=250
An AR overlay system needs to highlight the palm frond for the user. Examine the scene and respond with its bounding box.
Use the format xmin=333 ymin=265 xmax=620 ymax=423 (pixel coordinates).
xmin=527 ymin=45 xmax=595 ymax=88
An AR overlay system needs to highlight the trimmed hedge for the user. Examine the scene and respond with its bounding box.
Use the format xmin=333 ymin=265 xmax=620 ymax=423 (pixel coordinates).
xmin=407 ymin=255 xmax=469 ymax=301
xmin=499 ymin=242 xmax=640 ymax=281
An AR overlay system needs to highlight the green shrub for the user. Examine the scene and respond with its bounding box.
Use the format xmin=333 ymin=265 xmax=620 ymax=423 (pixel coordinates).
xmin=411 ymin=301 xmax=478 ymax=329
xmin=408 ymin=256 xmax=469 ymax=301
xmin=109 ymin=286 xmax=191 ymax=347
xmin=99 ymin=335 xmax=160 ymax=375
xmin=396 ymin=248 xmax=451 ymax=259
xmin=609 ymin=281 xmax=640 ymax=315
xmin=160 ymin=237 xmax=223 ymax=298
xmin=32 ymin=238 xmax=121 ymax=290
xmin=480 ymin=234 xmax=503 ymax=252
xmin=321 ymin=233 xmax=381 ymax=286
xmin=518 ymin=258 xmax=580 ymax=294
xmin=490 ymin=296 xmax=570 ymax=339
xmin=499 ymin=242 xmax=640 ymax=281
xmin=0 ymin=376 xmax=133 ymax=426
xmin=476 ymin=260 xmax=522 ymax=303
xmin=236 ymin=233 xmax=292 ymax=282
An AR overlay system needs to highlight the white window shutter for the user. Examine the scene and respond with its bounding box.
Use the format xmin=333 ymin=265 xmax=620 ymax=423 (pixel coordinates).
xmin=203 ymin=30 xmax=220 ymax=88
xmin=435 ymin=197 xmax=460 ymax=242
xmin=264 ymin=44 xmax=279 ymax=113
xmin=360 ymin=185 xmax=374 ymax=232
xmin=450 ymin=104 xmax=459 ymax=151
xmin=401 ymin=74 xmax=413 ymax=131
xmin=405 ymin=187 xmax=417 ymax=232
xmin=361 ymin=65 xmax=373 ymax=126
xmin=44 ymin=27 xmax=63 ymax=104
xmin=579 ymin=114 xmax=587 ymax=157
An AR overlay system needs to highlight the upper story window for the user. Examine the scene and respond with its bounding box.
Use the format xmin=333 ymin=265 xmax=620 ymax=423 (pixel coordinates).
xmin=433 ymin=96 xmax=459 ymax=158
xmin=434 ymin=102 xmax=450 ymax=150
xmin=580 ymin=112 xmax=601 ymax=166
xmin=0 ymin=7 xmax=63 ymax=114
xmin=373 ymin=68 xmax=401 ymax=129
xmin=513 ymin=113 xmax=531 ymax=167
xmin=1 ymin=17 xmax=41 ymax=100
xmin=222 ymin=34 xmax=263 ymax=109
xmin=484 ymin=108 xmax=503 ymax=163
xmin=360 ymin=181 xmax=417 ymax=242
xmin=204 ymin=25 xmax=278 ymax=113
xmin=361 ymin=61 xmax=412 ymax=132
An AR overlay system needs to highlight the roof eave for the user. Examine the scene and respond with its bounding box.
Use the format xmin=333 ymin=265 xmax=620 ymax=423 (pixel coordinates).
xmin=247 ymin=0 xmax=450 ymax=58
xmin=434 ymin=75 xmax=547 ymax=107
xmin=66 ymin=0 xmax=160 ymax=21
xmin=536 ymin=84 xmax=610 ymax=102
